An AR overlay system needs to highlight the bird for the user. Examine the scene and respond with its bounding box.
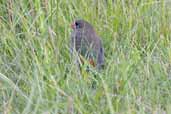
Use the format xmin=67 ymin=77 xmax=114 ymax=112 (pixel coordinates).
xmin=70 ymin=19 xmax=104 ymax=70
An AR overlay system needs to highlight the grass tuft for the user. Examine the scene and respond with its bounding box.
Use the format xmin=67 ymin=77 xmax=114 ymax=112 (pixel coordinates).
xmin=0 ymin=0 xmax=171 ymax=113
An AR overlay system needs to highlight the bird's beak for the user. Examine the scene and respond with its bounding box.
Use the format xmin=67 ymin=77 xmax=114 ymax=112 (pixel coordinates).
xmin=71 ymin=22 xmax=76 ymax=29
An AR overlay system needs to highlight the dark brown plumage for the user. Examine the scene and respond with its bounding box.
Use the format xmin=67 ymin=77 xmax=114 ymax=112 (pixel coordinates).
xmin=70 ymin=19 xmax=104 ymax=69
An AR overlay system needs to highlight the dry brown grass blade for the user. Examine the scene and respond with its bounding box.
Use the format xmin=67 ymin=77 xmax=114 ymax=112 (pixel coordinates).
xmin=7 ymin=0 xmax=13 ymax=24
xmin=67 ymin=96 xmax=74 ymax=114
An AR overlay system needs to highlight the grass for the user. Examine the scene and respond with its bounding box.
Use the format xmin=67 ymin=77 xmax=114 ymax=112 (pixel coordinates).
xmin=0 ymin=0 xmax=171 ymax=113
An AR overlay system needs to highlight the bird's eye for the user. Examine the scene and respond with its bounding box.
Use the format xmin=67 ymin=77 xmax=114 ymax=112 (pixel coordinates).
xmin=75 ymin=22 xmax=80 ymax=28
xmin=75 ymin=22 xmax=79 ymax=26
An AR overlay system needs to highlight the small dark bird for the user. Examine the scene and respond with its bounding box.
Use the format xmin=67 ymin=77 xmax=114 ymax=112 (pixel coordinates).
xmin=70 ymin=19 xmax=104 ymax=69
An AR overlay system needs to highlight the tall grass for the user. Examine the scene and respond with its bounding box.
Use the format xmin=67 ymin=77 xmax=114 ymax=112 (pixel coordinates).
xmin=0 ymin=0 xmax=171 ymax=113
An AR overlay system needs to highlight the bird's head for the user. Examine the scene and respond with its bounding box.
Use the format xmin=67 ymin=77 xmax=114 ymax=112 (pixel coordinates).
xmin=71 ymin=20 xmax=94 ymax=31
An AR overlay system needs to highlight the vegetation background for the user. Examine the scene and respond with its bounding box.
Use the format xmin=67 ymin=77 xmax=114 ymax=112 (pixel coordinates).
xmin=0 ymin=0 xmax=171 ymax=113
